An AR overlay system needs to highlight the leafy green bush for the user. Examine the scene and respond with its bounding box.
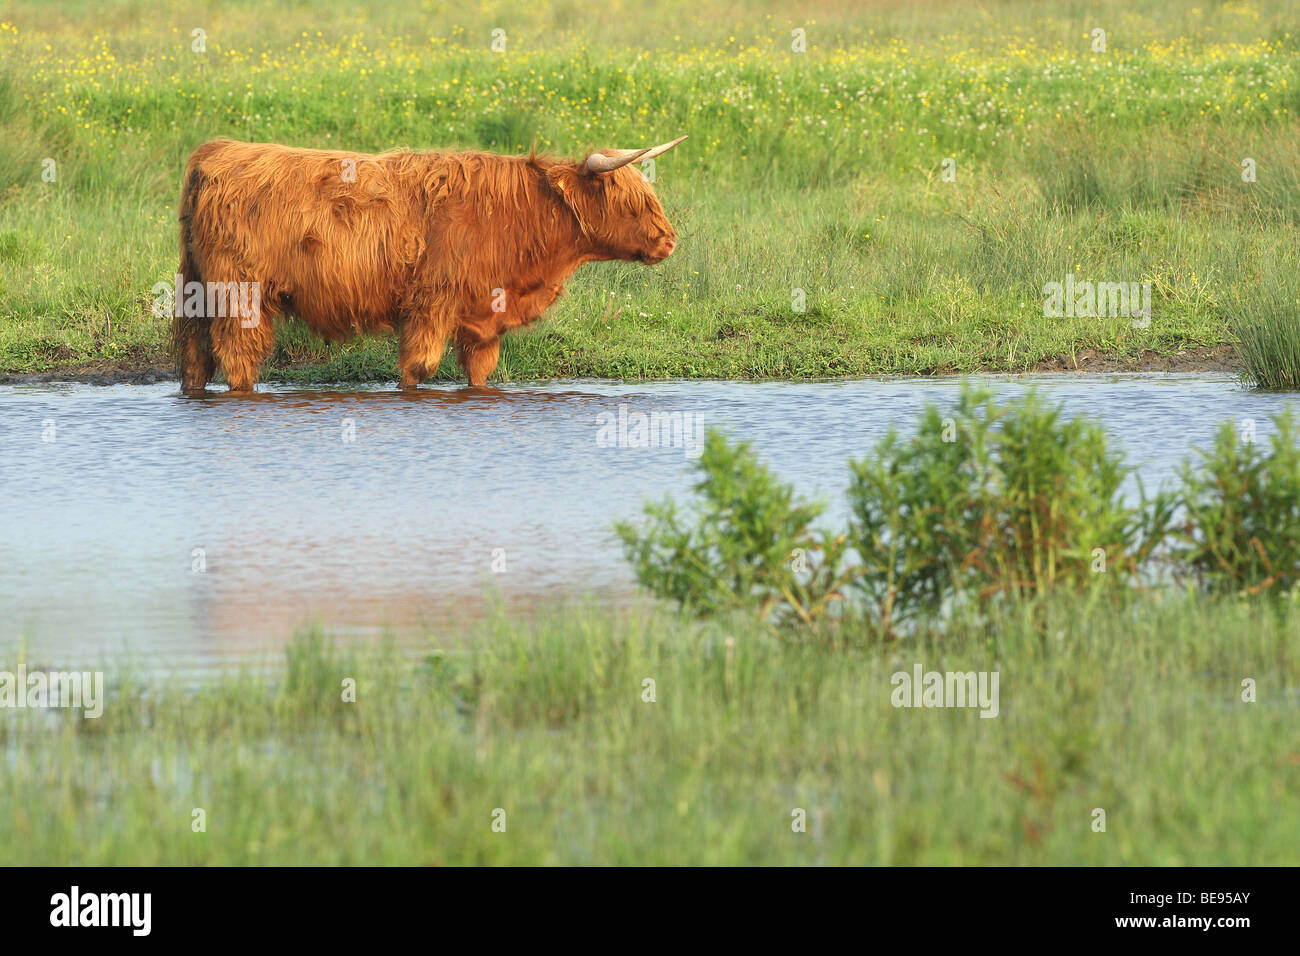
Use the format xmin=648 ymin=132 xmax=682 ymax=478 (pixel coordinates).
xmin=846 ymin=394 xmax=989 ymax=636
xmin=615 ymin=389 xmax=1297 ymax=638
xmin=1177 ymin=408 xmax=1300 ymax=597
xmin=615 ymin=429 xmax=854 ymax=632
xmin=848 ymin=387 xmax=1173 ymax=636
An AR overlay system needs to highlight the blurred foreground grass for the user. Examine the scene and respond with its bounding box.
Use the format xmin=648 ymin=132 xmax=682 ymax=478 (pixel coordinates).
xmin=2 ymin=594 xmax=1297 ymax=865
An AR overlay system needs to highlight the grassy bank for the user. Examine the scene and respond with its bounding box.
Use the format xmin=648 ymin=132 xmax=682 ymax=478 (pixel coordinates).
xmin=1 ymin=0 xmax=1298 ymax=381
xmin=2 ymin=595 xmax=1297 ymax=865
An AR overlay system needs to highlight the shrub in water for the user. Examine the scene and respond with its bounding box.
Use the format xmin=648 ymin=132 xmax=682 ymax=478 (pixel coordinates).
xmin=1177 ymin=408 xmax=1300 ymax=597
xmin=848 ymin=387 xmax=1172 ymax=636
xmin=615 ymin=429 xmax=853 ymax=631
xmin=616 ymin=389 xmax=1300 ymax=637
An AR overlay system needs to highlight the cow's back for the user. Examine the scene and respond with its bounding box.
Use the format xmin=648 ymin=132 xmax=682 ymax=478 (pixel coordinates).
xmin=181 ymin=140 xmax=430 ymax=337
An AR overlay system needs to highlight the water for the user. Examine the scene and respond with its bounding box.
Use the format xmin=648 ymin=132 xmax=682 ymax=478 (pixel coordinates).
xmin=1 ymin=374 xmax=1295 ymax=670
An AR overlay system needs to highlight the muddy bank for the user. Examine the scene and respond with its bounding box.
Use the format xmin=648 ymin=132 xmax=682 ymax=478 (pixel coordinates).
xmin=0 ymin=344 xmax=1242 ymax=386
xmin=0 ymin=363 xmax=176 ymax=386
xmin=1028 ymin=344 xmax=1241 ymax=374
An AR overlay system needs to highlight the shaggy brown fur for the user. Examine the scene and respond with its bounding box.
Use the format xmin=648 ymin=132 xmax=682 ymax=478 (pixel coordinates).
xmin=172 ymin=139 xmax=680 ymax=393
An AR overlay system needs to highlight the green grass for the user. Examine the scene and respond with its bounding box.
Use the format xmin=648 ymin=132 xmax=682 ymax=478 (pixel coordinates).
xmin=1230 ymin=270 xmax=1300 ymax=390
xmin=1 ymin=0 xmax=1297 ymax=380
xmin=2 ymin=594 xmax=1296 ymax=865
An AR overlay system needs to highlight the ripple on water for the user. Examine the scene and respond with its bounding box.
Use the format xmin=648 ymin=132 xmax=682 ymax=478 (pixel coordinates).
xmin=0 ymin=374 xmax=1295 ymax=669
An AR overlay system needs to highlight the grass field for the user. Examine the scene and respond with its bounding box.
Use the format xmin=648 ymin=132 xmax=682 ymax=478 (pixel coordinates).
xmin=2 ymin=594 xmax=1296 ymax=865
xmin=1 ymin=0 xmax=1298 ymax=381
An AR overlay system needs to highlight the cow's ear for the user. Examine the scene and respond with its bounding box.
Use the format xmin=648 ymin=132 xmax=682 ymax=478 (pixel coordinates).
xmin=549 ymin=162 xmax=601 ymax=198
xmin=545 ymin=163 xmax=576 ymax=199
xmin=546 ymin=163 xmax=598 ymax=235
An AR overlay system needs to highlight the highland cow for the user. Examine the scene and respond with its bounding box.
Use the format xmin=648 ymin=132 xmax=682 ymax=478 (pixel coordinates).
xmin=172 ymin=136 xmax=685 ymax=393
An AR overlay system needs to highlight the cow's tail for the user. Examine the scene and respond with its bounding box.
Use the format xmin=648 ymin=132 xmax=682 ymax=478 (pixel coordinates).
xmin=173 ymin=158 xmax=213 ymax=393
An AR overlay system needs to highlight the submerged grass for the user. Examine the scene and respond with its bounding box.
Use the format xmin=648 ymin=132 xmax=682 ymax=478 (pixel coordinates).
xmin=1 ymin=595 xmax=1296 ymax=865
xmin=0 ymin=0 xmax=1297 ymax=380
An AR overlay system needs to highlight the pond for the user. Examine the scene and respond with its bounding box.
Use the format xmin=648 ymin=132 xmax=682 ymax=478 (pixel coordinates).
xmin=1 ymin=374 xmax=1296 ymax=670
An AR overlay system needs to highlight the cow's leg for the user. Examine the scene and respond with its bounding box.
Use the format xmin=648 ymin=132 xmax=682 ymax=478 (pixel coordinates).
xmin=178 ymin=318 xmax=215 ymax=394
xmin=398 ymin=319 xmax=448 ymax=389
xmin=455 ymin=331 xmax=501 ymax=388
xmin=211 ymin=309 xmax=276 ymax=394
xmin=174 ymin=250 xmax=215 ymax=395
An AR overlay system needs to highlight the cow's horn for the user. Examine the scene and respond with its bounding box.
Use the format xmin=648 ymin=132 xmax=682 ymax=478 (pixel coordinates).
xmin=637 ymin=134 xmax=688 ymax=162
xmin=585 ymin=135 xmax=687 ymax=174
xmin=585 ymin=146 xmax=652 ymax=174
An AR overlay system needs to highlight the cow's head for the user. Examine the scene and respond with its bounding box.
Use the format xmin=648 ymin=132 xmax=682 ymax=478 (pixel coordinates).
xmin=548 ymin=136 xmax=686 ymax=264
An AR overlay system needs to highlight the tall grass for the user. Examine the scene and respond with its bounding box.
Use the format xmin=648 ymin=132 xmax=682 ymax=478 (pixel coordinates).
xmin=1229 ymin=274 xmax=1300 ymax=391
xmin=1 ymin=594 xmax=1296 ymax=865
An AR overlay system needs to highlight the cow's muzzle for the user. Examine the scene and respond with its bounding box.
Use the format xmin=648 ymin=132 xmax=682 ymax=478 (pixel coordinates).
xmin=642 ymin=236 xmax=677 ymax=263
